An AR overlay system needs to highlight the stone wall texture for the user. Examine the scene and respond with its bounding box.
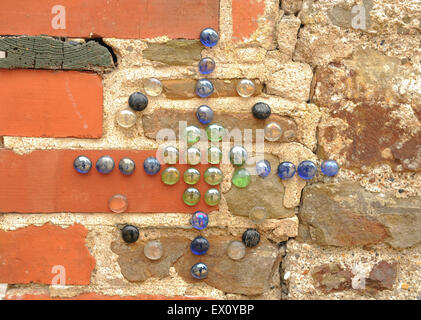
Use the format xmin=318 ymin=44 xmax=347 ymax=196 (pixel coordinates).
xmin=0 ymin=0 xmax=420 ymax=300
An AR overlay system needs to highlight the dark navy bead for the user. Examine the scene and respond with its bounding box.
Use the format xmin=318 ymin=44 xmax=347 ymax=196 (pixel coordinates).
xmin=200 ymin=28 xmax=219 ymax=47
xmin=122 ymin=225 xmax=139 ymax=243
xmin=297 ymin=160 xmax=317 ymax=180
xmin=256 ymin=160 xmax=271 ymax=177
xmin=242 ymin=228 xmax=260 ymax=247
xmin=198 ymin=57 xmax=216 ymax=75
xmin=195 ymin=79 xmax=214 ymax=98
xmin=128 ymin=92 xmax=148 ymax=111
xmin=321 ymin=160 xmax=340 ymax=176
xmin=119 ymin=157 xmax=136 ymax=176
xmin=252 ymin=102 xmax=271 ymax=120
xmin=143 ymin=157 xmax=161 ymax=175
xmin=96 ymin=156 xmax=115 ymax=174
xmin=191 ymin=262 xmax=208 ymax=280
xmin=190 ymin=236 xmax=209 ymax=255
xmin=191 ymin=211 xmax=209 ymax=230
xmin=74 ymin=155 xmax=92 ymax=174
xmin=277 ymin=162 xmax=296 ymax=179
xmin=196 ymin=105 xmax=214 ymax=124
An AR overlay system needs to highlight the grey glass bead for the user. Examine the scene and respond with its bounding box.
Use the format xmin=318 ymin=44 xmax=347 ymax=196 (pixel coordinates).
xmin=96 ymin=156 xmax=115 ymax=174
xmin=118 ymin=158 xmax=136 ymax=175
xmin=242 ymin=228 xmax=260 ymax=247
xmin=74 ymin=155 xmax=92 ymax=174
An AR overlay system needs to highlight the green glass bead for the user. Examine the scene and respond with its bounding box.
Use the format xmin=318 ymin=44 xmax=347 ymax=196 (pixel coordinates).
xmin=206 ymin=124 xmax=225 ymax=142
xmin=187 ymin=147 xmax=202 ymax=165
xmin=232 ymin=168 xmax=251 ymax=188
xmin=161 ymin=167 xmax=180 ymax=185
xmin=207 ymin=146 xmax=222 ymax=164
xmin=204 ymin=188 xmax=221 ymax=206
xmin=183 ymin=125 xmax=201 ymax=145
xmin=184 ymin=168 xmax=201 ymax=185
xmin=183 ymin=187 xmax=201 ymax=206
xmin=204 ymin=167 xmax=223 ymax=186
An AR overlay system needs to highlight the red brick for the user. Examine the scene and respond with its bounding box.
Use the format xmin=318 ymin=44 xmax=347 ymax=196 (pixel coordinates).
xmin=0 ymin=223 xmax=95 ymax=285
xmin=0 ymin=0 xmax=219 ymax=39
xmin=6 ymin=293 xmax=211 ymax=300
xmin=0 ymin=70 xmax=102 ymax=138
xmin=232 ymin=0 xmax=265 ymax=42
xmin=0 ymin=149 xmax=216 ymax=213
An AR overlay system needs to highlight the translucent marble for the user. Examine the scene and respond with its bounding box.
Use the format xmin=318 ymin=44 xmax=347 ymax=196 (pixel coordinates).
xmin=161 ymin=167 xmax=180 ymax=185
xmin=200 ymin=28 xmax=219 ymax=47
xmin=116 ymin=109 xmax=137 ymax=128
xmin=207 ymin=146 xmax=222 ymax=164
xmin=249 ymin=206 xmax=268 ymax=224
xmin=195 ymin=78 xmax=214 ymax=98
xmin=198 ymin=57 xmax=216 ymax=75
xmin=206 ymin=123 xmax=225 ymax=142
xmin=143 ymin=157 xmax=161 ymax=175
xmin=108 ymin=194 xmax=128 ymax=213
xmin=183 ymin=187 xmax=201 ymax=206
xmin=252 ymin=102 xmax=271 ymax=120
xmin=144 ymin=78 xmax=163 ymax=97
xmin=190 ymin=236 xmax=209 ymax=255
xmin=128 ymin=92 xmax=148 ymax=111
xmin=187 ymin=147 xmax=202 ymax=165
xmin=242 ymin=228 xmax=260 ymax=247
xmin=256 ymin=159 xmax=271 ymax=178
xmin=191 ymin=211 xmax=209 ymax=230
xmin=236 ymin=79 xmax=256 ymax=98
xmin=321 ymin=160 xmax=340 ymax=176
xmin=229 ymin=146 xmax=248 ymax=166
xmin=121 ymin=225 xmax=139 ymax=243
xmin=184 ymin=168 xmax=201 ymax=185
xmin=96 ymin=156 xmax=115 ymax=174
xmin=297 ymin=160 xmax=317 ymax=180
xmin=196 ymin=105 xmax=214 ymax=124
xmin=183 ymin=125 xmax=202 ymax=145
xmin=204 ymin=167 xmax=223 ymax=185
xmin=162 ymin=146 xmax=179 ymax=165
xmin=191 ymin=262 xmax=208 ymax=280
xmin=74 ymin=155 xmax=92 ymax=174
xmin=144 ymin=240 xmax=163 ymax=260
xmin=204 ymin=188 xmax=221 ymax=206
xmin=264 ymin=122 xmax=282 ymax=141
xmin=118 ymin=157 xmax=136 ymax=176
xmin=227 ymin=241 xmax=246 ymax=260
xmin=277 ymin=162 xmax=296 ymax=180
xmin=232 ymin=168 xmax=251 ymax=188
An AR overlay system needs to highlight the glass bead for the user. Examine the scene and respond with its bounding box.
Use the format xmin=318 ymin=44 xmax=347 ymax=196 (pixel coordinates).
xmin=144 ymin=240 xmax=163 ymax=260
xmin=207 ymin=146 xmax=222 ymax=164
xmin=195 ymin=79 xmax=214 ymax=98
xmin=116 ymin=109 xmax=137 ymax=128
xmin=206 ymin=123 xmax=225 ymax=142
xmin=252 ymin=102 xmax=271 ymax=120
xmin=144 ymin=78 xmax=163 ymax=97
xmin=108 ymin=194 xmax=128 ymax=213
xmin=198 ymin=57 xmax=216 ymax=75
xmin=321 ymin=159 xmax=340 ymax=177
xmin=162 ymin=146 xmax=179 ymax=165
xmin=184 ymin=168 xmax=201 ymax=185
xmin=236 ymin=79 xmax=256 ymax=98
xmin=161 ymin=167 xmax=180 ymax=185
xmin=227 ymin=241 xmax=246 ymax=260
xmin=256 ymin=159 xmax=271 ymax=178
xmin=229 ymin=146 xmax=248 ymax=166
xmin=191 ymin=211 xmax=209 ymax=230
xmin=74 ymin=155 xmax=92 ymax=174
xmin=187 ymin=147 xmax=202 ymax=165
xmin=128 ymin=92 xmax=148 ymax=111
xmin=121 ymin=225 xmax=139 ymax=243
xmin=204 ymin=188 xmax=221 ymax=206
xmin=96 ymin=156 xmax=115 ymax=174
xmin=183 ymin=125 xmax=201 ymax=146
xmin=249 ymin=206 xmax=268 ymax=224
xmin=277 ymin=162 xmax=296 ymax=180
xmin=200 ymin=28 xmax=219 ymax=47
xmin=264 ymin=122 xmax=282 ymax=142
xmin=297 ymin=160 xmax=317 ymax=180
xmin=196 ymin=105 xmax=214 ymax=124
xmin=232 ymin=168 xmax=251 ymax=188
xmin=191 ymin=262 xmax=208 ymax=280
xmin=242 ymin=228 xmax=260 ymax=247
xmin=204 ymin=167 xmax=223 ymax=185
xmin=183 ymin=187 xmax=201 ymax=206
xmin=118 ymin=157 xmax=136 ymax=176
xmin=143 ymin=157 xmax=161 ymax=175
xmin=190 ymin=236 xmax=209 ymax=255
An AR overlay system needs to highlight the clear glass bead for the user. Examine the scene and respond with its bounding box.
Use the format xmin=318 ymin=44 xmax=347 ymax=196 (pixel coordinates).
xmin=144 ymin=240 xmax=163 ymax=260
xmin=116 ymin=109 xmax=137 ymax=128
xmin=229 ymin=146 xmax=248 ymax=166
xmin=249 ymin=206 xmax=268 ymax=223
xmin=236 ymin=79 xmax=256 ymax=98
xmin=108 ymin=194 xmax=128 ymax=213
xmin=227 ymin=241 xmax=246 ymax=260
xmin=264 ymin=122 xmax=282 ymax=142
xmin=144 ymin=78 xmax=163 ymax=97
xmin=162 ymin=146 xmax=179 ymax=165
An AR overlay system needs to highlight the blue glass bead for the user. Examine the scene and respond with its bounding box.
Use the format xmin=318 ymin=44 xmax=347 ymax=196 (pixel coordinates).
xmin=143 ymin=157 xmax=161 ymax=175
xmin=198 ymin=57 xmax=216 ymax=75
xmin=256 ymin=160 xmax=271 ymax=178
xmin=119 ymin=157 xmax=136 ymax=176
xmin=191 ymin=262 xmax=208 ymax=280
xmin=200 ymin=28 xmax=219 ymax=47
xmin=277 ymin=162 xmax=296 ymax=180
xmin=191 ymin=211 xmax=209 ymax=230
xmin=321 ymin=159 xmax=340 ymax=176
xmin=196 ymin=105 xmax=214 ymax=124
xmin=96 ymin=156 xmax=115 ymax=174
xmin=297 ymin=160 xmax=317 ymax=180
xmin=195 ymin=79 xmax=214 ymax=98
xmin=190 ymin=236 xmax=209 ymax=255
xmin=74 ymin=155 xmax=92 ymax=174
